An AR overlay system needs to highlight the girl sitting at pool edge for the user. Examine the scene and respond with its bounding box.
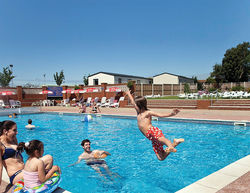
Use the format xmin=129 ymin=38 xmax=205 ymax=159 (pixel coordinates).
xmin=17 ymin=140 xmax=61 ymax=189
xmin=126 ymin=90 xmax=184 ymax=161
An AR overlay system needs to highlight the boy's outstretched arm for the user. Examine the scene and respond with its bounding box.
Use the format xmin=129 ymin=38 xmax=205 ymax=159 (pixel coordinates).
xmin=125 ymin=91 xmax=140 ymax=113
xmin=149 ymin=108 xmax=180 ymax=118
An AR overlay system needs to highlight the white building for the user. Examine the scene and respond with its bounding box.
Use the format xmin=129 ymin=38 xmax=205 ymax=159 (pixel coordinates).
xmin=88 ymin=72 xmax=152 ymax=85
xmin=153 ymin=72 xmax=193 ymax=84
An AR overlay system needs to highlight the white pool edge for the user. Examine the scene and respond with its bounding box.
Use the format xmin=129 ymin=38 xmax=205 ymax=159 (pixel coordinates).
xmin=175 ymin=155 xmax=250 ymax=193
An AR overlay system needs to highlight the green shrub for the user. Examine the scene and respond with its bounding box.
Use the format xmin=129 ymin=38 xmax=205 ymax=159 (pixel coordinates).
xmin=184 ymin=83 xmax=191 ymax=94
xmin=74 ymin=85 xmax=80 ymax=90
xmin=208 ymin=87 xmax=217 ymax=92
xmin=231 ymin=86 xmax=244 ymax=91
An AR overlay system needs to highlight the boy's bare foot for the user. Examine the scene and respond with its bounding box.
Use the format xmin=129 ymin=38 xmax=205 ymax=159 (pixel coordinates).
xmin=173 ymin=138 xmax=184 ymax=146
xmin=165 ymin=147 xmax=177 ymax=153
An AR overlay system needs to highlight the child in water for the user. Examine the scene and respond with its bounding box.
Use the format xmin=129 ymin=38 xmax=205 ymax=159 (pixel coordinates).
xmin=25 ymin=119 xmax=36 ymax=129
xmin=126 ymin=91 xmax=184 ymax=161
xmin=17 ymin=140 xmax=60 ymax=189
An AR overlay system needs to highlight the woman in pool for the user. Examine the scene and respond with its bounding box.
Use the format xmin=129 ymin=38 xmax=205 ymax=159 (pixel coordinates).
xmin=0 ymin=120 xmax=53 ymax=186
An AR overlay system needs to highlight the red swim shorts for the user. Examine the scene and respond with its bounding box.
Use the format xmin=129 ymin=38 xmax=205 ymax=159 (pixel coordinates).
xmin=146 ymin=126 xmax=165 ymax=154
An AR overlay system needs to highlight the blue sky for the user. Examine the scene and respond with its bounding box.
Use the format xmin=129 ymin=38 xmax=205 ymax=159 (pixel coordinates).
xmin=0 ymin=0 xmax=249 ymax=86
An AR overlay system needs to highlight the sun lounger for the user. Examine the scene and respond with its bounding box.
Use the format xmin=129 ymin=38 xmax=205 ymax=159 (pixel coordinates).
xmin=9 ymin=100 xmax=21 ymax=108
xmin=110 ymin=97 xmax=124 ymax=108
xmin=104 ymin=97 xmax=115 ymax=107
xmin=97 ymin=97 xmax=107 ymax=107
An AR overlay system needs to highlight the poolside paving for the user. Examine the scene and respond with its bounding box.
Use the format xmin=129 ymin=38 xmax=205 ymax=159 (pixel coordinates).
xmin=40 ymin=106 xmax=250 ymax=122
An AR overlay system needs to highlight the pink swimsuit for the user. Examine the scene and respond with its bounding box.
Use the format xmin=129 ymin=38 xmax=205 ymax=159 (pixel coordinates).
xmin=23 ymin=170 xmax=42 ymax=189
xmin=146 ymin=126 xmax=165 ymax=154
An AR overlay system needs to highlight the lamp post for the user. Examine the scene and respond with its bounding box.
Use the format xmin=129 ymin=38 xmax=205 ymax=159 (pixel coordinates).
xmin=9 ymin=64 xmax=13 ymax=87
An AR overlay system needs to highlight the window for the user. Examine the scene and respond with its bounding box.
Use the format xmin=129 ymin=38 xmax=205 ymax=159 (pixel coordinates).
xmin=118 ymin=78 xmax=122 ymax=83
xmin=94 ymin=79 xmax=99 ymax=85
xmin=137 ymin=80 xmax=140 ymax=84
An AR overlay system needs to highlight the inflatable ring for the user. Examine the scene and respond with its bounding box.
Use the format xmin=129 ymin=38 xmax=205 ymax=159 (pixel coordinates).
xmin=93 ymin=152 xmax=108 ymax=159
xmin=12 ymin=172 xmax=61 ymax=193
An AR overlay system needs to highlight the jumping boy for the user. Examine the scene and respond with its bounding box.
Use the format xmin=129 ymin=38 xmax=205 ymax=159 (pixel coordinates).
xmin=126 ymin=91 xmax=184 ymax=161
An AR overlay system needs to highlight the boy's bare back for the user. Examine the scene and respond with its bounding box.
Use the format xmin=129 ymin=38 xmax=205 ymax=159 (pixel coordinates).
xmin=137 ymin=110 xmax=153 ymax=136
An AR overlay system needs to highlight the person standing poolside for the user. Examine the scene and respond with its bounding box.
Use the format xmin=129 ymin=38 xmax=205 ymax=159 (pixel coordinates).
xmin=79 ymin=103 xmax=86 ymax=114
xmin=126 ymin=91 xmax=184 ymax=161
xmin=90 ymin=102 xmax=101 ymax=114
xmin=69 ymin=139 xmax=114 ymax=177
xmin=0 ymin=120 xmax=54 ymax=186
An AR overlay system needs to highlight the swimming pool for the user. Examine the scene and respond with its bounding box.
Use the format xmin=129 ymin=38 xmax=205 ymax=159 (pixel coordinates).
xmin=1 ymin=113 xmax=250 ymax=193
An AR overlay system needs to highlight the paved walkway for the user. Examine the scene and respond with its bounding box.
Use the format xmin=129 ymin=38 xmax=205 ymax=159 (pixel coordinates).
xmin=41 ymin=106 xmax=250 ymax=122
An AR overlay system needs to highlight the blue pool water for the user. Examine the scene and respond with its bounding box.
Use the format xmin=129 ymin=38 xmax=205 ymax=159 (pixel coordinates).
xmin=1 ymin=113 xmax=250 ymax=193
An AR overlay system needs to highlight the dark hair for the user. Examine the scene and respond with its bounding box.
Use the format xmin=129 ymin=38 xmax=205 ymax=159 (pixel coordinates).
xmin=135 ymin=96 xmax=148 ymax=113
xmin=28 ymin=119 xmax=32 ymax=124
xmin=81 ymin=139 xmax=90 ymax=146
xmin=0 ymin=120 xmax=16 ymax=136
xmin=17 ymin=140 xmax=44 ymax=157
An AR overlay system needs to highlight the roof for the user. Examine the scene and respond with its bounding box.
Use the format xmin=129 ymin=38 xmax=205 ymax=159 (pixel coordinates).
xmin=153 ymin=72 xmax=193 ymax=80
xmin=88 ymin=72 xmax=152 ymax=80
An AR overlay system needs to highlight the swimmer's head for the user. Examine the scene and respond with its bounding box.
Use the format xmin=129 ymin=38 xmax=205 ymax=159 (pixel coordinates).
xmin=81 ymin=139 xmax=91 ymax=152
xmin=81 ymin=139 xmax=90 ymax=147
xmin=28 ymin=119 xmax=32 ymax=124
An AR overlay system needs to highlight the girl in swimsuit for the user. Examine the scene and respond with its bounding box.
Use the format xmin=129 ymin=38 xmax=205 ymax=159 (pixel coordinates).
xmin=0 ymin=121 xmax=54 ymax=186
xmin=17 ymin=140 xmax=60 ymax=189
xmin=126 ymin=91 xmax=184 ymax=161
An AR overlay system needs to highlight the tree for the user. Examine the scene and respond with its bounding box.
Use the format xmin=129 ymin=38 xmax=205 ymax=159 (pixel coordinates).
xmin=184 ymin=83 xmax=190 ymax=94
xmin=0 ymin=66 xmax=15 ymax=87
xmin=53 ymin=70 xmax=65 ymax=86
xmin=206 ymin=77 xmax=216 ymax=84
xmin=83 ymin=75 xmax=89 ymax=86
xmin=192 ymin=76 xmax=203 ymax=91
xmin=210 ymin=64 xmax=225 ymax=83
xmin=222 ymin=42 xmax=250 ymax=82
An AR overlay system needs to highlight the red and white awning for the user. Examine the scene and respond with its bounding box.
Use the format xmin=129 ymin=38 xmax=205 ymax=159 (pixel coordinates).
xmin=62 ymin=89 xmax=73 ymax=93
xmin=86 ymin=88 xmax=99 ymax=92
xmin=105 ymin=87 xmax=121 ymax=92
xmin=39 ymin=90 xmax=53 ymax=94
xmin=0 ymin=91 xmax=16 ymax=95
xmin=71 ymin=89 xmax=86 ymax=94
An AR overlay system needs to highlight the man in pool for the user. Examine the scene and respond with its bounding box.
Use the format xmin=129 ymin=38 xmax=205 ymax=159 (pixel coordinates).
xmin=69 ymin=139 xmax=115 ymax=178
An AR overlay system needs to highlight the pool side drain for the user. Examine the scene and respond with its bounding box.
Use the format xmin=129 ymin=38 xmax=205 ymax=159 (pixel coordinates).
xmin=234 ymin=122 xmax=246 ymax=126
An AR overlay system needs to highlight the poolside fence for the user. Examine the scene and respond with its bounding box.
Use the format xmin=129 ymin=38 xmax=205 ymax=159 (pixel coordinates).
xmin=135 ymin=82 xmax=250 ymax=97
xmin=1 ymin=81 xmax=250 ymax=107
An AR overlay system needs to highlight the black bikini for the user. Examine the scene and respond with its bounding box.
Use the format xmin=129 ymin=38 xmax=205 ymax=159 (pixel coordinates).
xmin=1 ymin=143 xmax=23 ymax=184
